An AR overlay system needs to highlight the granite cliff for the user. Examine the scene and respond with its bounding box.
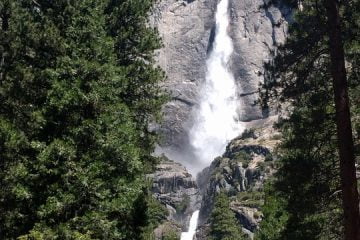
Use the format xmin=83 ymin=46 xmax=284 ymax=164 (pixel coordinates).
xmin=148 ymin=0 xmax=292 ymax=238
xmin=151 ymin=0 xmax=291 ymax=167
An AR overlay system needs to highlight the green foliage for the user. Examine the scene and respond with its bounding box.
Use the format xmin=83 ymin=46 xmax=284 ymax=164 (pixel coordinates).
xmin=258 ymin=0 xmax=360 ymax=239
xmin=162 ymin=230 xmax=179 ymax=240
xmin=140 ymin=195 xmax=169 ymax=240
xmin=234 ymin=151 xmax=252 ymax=168
xmin=145 ymin=195 xmax=168 ymax=227
xmin=240 ymin=128 xmax=256 ymax=139
xmin=264 ymin=154 xmax=273 ymax=162
xmin=255 ymin=184 xmax=288 ymax=240
xmin=0 ymin=0 xmax=165 ymax=239
xmin=257 ymin=161 xmax=274 ymax=174
xmin=234 ymin=190 xmax=265 ymax=209
xmin=210 ymin=192 xmax=244 ymax=240
xmin=258 ymin=82 xmax=344 ymax=239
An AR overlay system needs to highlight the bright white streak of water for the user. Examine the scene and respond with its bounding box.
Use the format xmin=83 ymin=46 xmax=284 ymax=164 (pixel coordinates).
xmin=180 ymin=210 xmax=200 ymax=240
xmin=189 ymin=0 xmax=244 ymax=173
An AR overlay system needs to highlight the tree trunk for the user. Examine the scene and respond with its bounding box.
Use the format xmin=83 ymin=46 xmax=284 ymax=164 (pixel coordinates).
xmin=325 ymin=1 xmax=360 ymax=239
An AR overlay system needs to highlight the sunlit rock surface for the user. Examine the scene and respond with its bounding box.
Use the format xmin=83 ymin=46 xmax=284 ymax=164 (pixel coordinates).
xmin=151 ymin=0 xmax=291 ymax=170
xmin=150 ymin=0 xmax=217 ymax=155
xmin=229 ymin=0 xmax=291 ymax=121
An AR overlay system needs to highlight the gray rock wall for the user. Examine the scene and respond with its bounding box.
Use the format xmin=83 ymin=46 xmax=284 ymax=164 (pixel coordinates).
xmin=196 ymin=116 xmax=281 ymax=238
xmin=147 ymin=156 xmax=201 ymax=229
xmin=152 ymin=0 xmax=291 ymax=167
xmin=151 ymin=0 xmax=217 ymax=154
xmin=229 ymin=0 xmax=291 ymax=121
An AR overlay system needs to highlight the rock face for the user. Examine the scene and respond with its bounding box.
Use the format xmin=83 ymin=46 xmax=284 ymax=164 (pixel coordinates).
xmin=149 ymin=117 xmax=281 ymax=238
xmin=151 ymin=0 xmax=291 ymax=165
xmin=229 ymin=0 xmax=291 ymax=121
xmin=150 ymin=0 xmax=217 ymax=156
xmin=147 ymin=156 xmax=201 ymax=230
xmin=196 ymin=116 xmax=281 ymax=238
xmin=149 ymin=0 xmax=292 ymax=238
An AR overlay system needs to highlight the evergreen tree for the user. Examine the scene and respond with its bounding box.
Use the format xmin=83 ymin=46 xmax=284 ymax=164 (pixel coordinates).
xmin=255 ymin=184 xmax=288 ymax=240
xmin=210 ymin=192 xmax=244 ymax=240
xmin=105 ymin=0 xmax=166 ymax=170
xmin=258 ymin=0 xmax=360 ymax=239
xmin=0 ymin=0 xmax=165 ymax=239
xmin=324 ymin=1 xmax=360 ymax=238
xmin=256 ymin=94 xmax=343 ymax=239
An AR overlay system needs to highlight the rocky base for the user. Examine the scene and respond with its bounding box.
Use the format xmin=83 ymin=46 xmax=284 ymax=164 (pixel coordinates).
xmin=147 ymin=155 xmax=201 ymax=237
xmin=196 ymin=116 xmax=281 ymax=239
xmin=149 ymin=117 xmax=281 ymax=239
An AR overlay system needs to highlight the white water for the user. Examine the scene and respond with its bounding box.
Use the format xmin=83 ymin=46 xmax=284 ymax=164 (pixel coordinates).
xmin=180 ymin=210 xmax=200 ymax=240
xmin=189 ymin=0 xmax=244 ymax=174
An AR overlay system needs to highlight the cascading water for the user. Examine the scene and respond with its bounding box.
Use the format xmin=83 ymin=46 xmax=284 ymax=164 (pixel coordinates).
xmin=189 ymin=0 xmax=244 ymax=174
xmin=180 ymin=210 xmax=200 ymax=240
xmin=181 ymin=0 xmax=244 ymax=238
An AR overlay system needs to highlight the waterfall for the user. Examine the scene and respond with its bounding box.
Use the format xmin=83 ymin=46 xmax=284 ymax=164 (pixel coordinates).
xmin=189 ymin=0 xmax=244 ymax=174
xmin=181 ymin=210 xmax=200 ymax=240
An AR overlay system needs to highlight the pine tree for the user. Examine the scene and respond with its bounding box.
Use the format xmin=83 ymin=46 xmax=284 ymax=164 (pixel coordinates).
xmin=258 ymin=0 xmax=360 ymax=239
xmin=255 ymin=184 xmax=288 ymax=240
xmin=210 ymin=192 xmax=244 ymax=240
xmin=0 ymin=0 xmax=165 ymax=239
xmin=256 ymin=95 xmax=343 ymax=239
xmin=324 ymin=1 xmax=360 ymax=238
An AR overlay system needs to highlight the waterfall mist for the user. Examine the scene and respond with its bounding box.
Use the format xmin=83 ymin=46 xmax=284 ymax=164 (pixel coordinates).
xmin=188 ymin=0 xmax=244 ymax=174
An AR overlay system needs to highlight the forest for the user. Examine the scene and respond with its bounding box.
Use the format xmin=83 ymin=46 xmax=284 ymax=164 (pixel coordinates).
xmin=0 ymin=0 xmax=359 ymax=240
xmin=0 ymin=0 xmax=166 ymax=239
